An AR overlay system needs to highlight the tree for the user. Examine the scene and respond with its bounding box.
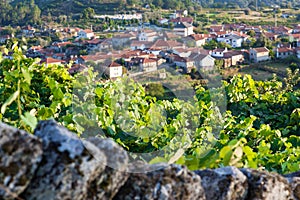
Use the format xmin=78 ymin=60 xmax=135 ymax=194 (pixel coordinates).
xmin=204 ymin=40 xmax=218 ymax=50
xmin=145 ymin=83 xmax=165 ymax=100
xmin=32 ymin=5 xmax=41 ymax=24
xmin=153 ymin=0 xmax=164 ymax=8
xmin=247 ymin=30 xmax=256 ymax=37
xmin=82 ymin=7 xmax=95 ymax=19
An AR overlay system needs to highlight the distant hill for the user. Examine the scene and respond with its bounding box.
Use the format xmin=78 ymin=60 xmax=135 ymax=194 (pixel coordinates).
xmin=0 ymin=0 xmax=300 ymax=26
xmin=3 ymin=0 xmax=300 ymax=20
xmin=10 ymin=0 xmax=123 ymax=16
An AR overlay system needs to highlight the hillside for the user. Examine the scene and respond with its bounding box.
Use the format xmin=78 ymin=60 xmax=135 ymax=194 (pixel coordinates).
xmin=8 ymin=0 xmax=300 ymax=16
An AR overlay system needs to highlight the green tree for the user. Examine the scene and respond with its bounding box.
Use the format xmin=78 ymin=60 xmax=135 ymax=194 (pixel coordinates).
xmin=247 ymin=30 xmax=256 ymax=37
xmin=82 ymin=7 xmax=95 ymax=19
xmin=145 ymin=83 xmax=165 ymax=100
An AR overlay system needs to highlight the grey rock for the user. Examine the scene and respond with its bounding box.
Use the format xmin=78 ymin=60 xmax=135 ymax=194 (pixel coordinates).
xmin=87 ymin=137 xmax=129 ymax=199
xmin=21 ymin=120 xmax=107 ymax=200
xmin=0 ymin=122 xmax=43 ymax=199
xmin=114 ymin=163 xmax=206 ymax=200
xmin=195 ymin=166 xmax=248 ymax=200
xmin=241 ymin=168 xmax=293 ymax=200
xmin=285 ymin=172 xmax=300 ymax=200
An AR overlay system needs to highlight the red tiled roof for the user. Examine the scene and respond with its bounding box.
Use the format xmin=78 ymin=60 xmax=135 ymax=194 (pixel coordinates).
xmin=82 ymin=29 xmax=93 ymax=33
xmin=277 ymin=47 xmax=293 ymax=53
xmin=108 ymin=62 xmax=122 ymax=67
xmin=252 ymin=47 xmax=269 ymax=53
xmin=170 ymin=17 xmax=193 ymax=24
xmin=41 ymin=57 xmax=63 ymax=64
xmin=140 ymin=58 xmax=156 ymax=64
xmin=54 ymin=41 xmax=72 ymax=47
xmin=190 ymin=34 xmax=208 ymax=41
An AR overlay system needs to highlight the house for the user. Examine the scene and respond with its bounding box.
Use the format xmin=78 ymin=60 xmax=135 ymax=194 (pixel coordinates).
xmin=289 ymin=34 xmax=300 ymax=47
xmin=162 ymin=31 xmax=181 ymax=40
xmin=41 ymin=57 xmax=63 ymax=66
xmin=86 ymin=38 xmax=102 ymax=50
xmin=99 ymin=39 xmax=113 ymax=50
xmin=211 ymin=49 xmax=244 ymax=68
xmin=270 ymin=26 xmax=293 ymax=35
xmin=138 ymin=29 xmax=159 ymax=42
xmin=172 ymin=48 xmax=192 ymax=58
xmin=51 ymin=41 xmax=72 ymax=52
xmin=275 ymin=47 xmax=294 ymax=59
xmin=169 ymin=10 xmax=188 ymax=19
xmin=22 ymin=25 xmax=35 ymax=37
xmin=219 ymin=34 xmax=243 ymax=48
xmin=173 ymin=22 xmax=194 ymax=37
xmin=187 ymin=34 xmax=208 ymax=47
xmin=104 ymin=62 xmax=123 ymax=79
xmin=263 ymin=32 xmax=279 ymax=41
xmin=68 ymin=64 xmax=87 ymax=75
xmin=139 ymin=58 xmax=158 ymax=72
xmin=249 ymin=47 xmax=270 ymax=63
xmin=173 ymin=55 xmax=195 ymax=73
xmin=77 ymin=29 xmax=95 ymax=39
xmin=210 ymin=25 xmax=224 ymax=33
xmin=190 ymin=53 xmax=215 ymax=71
xmin=216 ymin=51 xmax=244 ymax=68
xmin=216 ymin=32 xmax=248 ymax=48
xmin=53 ymin=53 xmax=66 ymax=60
xmin=224 ymin=51 xmax=244 ymax=67
xmin=0 ymin=35 xmax=12 ymax=43
xmin=242 ymin=25 xmax=262 ymax=34
xmin=158 ymin=18 xmax=169 ymax=25
xmin=170 ymin=17 xmax=193 ymax=25
xmin=112 ymin=32 xmax=136 ymax=48
xmin=130 ymin=40 xmax=152 ymax=50
xmin=211 ymin=48 xmax=229 ymax=58
xmin=149 ymin=39 xmax=185 ymax=52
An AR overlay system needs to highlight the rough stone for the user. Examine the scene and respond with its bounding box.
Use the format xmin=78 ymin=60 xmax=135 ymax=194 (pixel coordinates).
xmin=20 ymin=120 xmax=107 ymax=200
xmin=195 ymin=166 xmax=248 ymax=200
xmin=0 ymin=122 xmax=43 ymax=199
xmin=114 ymin=163 xmax=206 ymax=200
xmin=285 ymin=171 xmax=300 ymax=200
xmin=87 ymin=137 xmax=129 ymax=199
xmin=241 ymin=168 xmax=293 ymax=200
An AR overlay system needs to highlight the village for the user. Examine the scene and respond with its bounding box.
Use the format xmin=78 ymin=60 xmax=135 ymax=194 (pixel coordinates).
xmin=1 ymin=9 xmax=300 ymax=80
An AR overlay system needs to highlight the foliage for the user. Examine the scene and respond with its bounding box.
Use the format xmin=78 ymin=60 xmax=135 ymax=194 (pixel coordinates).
xmin=0 ymin=48 xmax=299 ymax=174
xmin=0 ymin=0 xmax=41 ymax=26
xmin=145 ymin=83 xmax=165 ymax=100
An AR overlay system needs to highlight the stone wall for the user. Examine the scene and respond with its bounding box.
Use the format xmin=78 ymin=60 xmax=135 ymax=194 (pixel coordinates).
xmin=0 ymin=120 xmax=299 ymax=200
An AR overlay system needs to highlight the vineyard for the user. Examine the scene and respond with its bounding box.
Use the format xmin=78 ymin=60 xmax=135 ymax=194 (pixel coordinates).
xmin=0 ymin=46 xmax=299 ymax=174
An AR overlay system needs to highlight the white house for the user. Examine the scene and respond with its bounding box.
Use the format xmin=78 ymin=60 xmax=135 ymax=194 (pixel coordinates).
xmin=217 ymin=34 xmax=244 ymax=48
xmin=188 ymin=34 xmax=208 ymax=47
xmin=173 ymin=22 xmax=194 ymax=37
xmin=249 ymin=47 xmax=270 ymax=63
xmin=158 ymin=18 xmax=169 ymax=24
xmin=130 ymin=40 xmax=152 ymax=50
xmin=105 ymin=62 xmax=123 ymax=79
xmin=276 ymin=47 xmax=294 ymax=59
xmin=211 ymin=48 xmax=229 ymax=58
xmin=173 ymin=55 xmax=195 ymax=73
xmin=191 ymin=53 xmax=215 ymax=71
xmin=138 ymin=29 xmax=159 ymax=42
xmin=77 ymin=29 xmax=95 ymax=39
xmin=139 ymin=58 xmax=158 ymax=72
